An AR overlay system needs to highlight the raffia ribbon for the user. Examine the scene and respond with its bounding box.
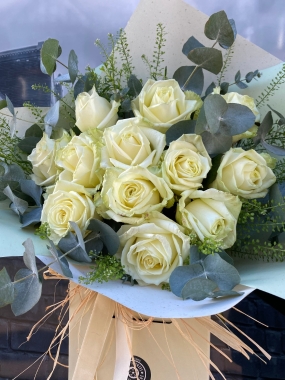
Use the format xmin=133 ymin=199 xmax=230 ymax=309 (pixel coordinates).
xmin=20 ymin=269 xmax=270 ymax=380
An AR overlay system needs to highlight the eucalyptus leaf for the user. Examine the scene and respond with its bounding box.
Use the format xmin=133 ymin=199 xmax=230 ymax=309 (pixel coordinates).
xmin=25 ymin=124 xmax=43 ymax=138
xmin=47 ymin=240 xmax=73 ymax=278
xmin=9 ymin=115 xmax=17 ymax=138
xmin=127 ymin=75 xmax=142 ymax=97
xmin=204 ymin=253 xmax=240 ymax=290
xmin=0 ymin=268 xmax=14 ymax=308
xmin=204 ymin=94 xmax=227 ymax=134
xmin=267 ymin=105 xmax=285 ymax=126
xmin=262 ymin=141 xmax=285 ymax=156
xmin=173 ymin=66 xmax=204 ymax=95
xmin=88 ymin=219 xmax=120 ymax=255
xmin=74 ymin=76 xmax=86 ymax=99
xmin=3 ymin=185 xmax=28 ymax=215
xmin=253 ymin=111 xmax=273 ymax=145
xmin=220 ymin=82 xmax=229 ymax=95
xmin=169 ymin=263 xmax=205 ymax=298
xmin=11 ymin=268 xmax=42 ymax=316
xmin=269 ymin=183 xmax=285 ymax=223
xmin=20 ymin=207 xmax=42 ymax=227
xmin=58 ymin=232 xmax=91 ymax=263
xmin=219 ymin=103 xmax=255 ymax=135
xmin=235 ymin=70 xmax=241 ymax=82
xmin=165 ymin=120 xmax=196 ymax=145
xmin=20 ymin=180 xmax=42 ymax=206
xmin=218 ymin=250 xmax=234 ymax=266
xmin=22 ymin=238 xmax=38 ymax=274
xmin=181 ymin=278 xmax=216 ymax=301
xmin=236 ymin=81 xmax=248 ymax=89
xmin=204 ymin=10 xmax=235 ymax=47
xmin=69 ymin=221 xmax=85 ymax=250
xmin=68 ymin=50 xmax=78 ymax=84
xmin=211 ymin=290 xmax=242 ymax=298
xmin=55 ymin=73 xmax=71 ymax=83
xmin=44 ymin=100 xmax=60 ymax=136
xmin=182 ymin=36 xmax=204 ymax=56
xmin=84 ymin=233 xmax=104 ymax=257
xmin=40 ymin=38 xmax=60 ymax=76
xmin=245 ymin=72 xmax=255 ymax=83
xmin=189 ymin=245 xmax=207 ymax=264
xmin=121 ymin=98 xmax=132 ymax=112
xmin=195 ymin=104 xmax=208 ymax=134
xmin=204 ymin=82 xmax=216 ymax=97
xmin=202 ymin=154 xmax=223 ymax=189
xmin=187 ymin=47 xmax=223 ymax=75
xmin=219 ymin=19 xmax=237 ymax=49
xmin=17 ymin=136 xmax=41 ymax=154
xmin=201 ymin=131 xmax=232 ymax=156
xmin=6 ymin=95 xmax=15 ymax=115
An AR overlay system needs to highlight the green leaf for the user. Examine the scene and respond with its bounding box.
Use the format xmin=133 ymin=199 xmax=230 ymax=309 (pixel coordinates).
xmin=25 ymin=124 xmax=43 ymax=138
xmin=219 ymin=19 xmax=237 ymax=49
xmin=236 ymin=81 xmax=248 ymax=89
xmin=88 ymin=219 xmax=120 ymax=255
xmin=182 ymin=36 xmax=204 ymax=56
xmin=204 ymin=253 xmax=240 ymax=291
xmin=220 ymin=82 xmax=229 ymax=95
xmin=267 ymin=105 xmax=285 ymax=124
xmin=201 ymin=131 xmax=232 ymax=156
xmin=204 ymin=11 xmax=235 ymax=47
xmin=181 ymin=278 xmax=216 ymax=301
xmin=17 ymin=136 xmax=41 ymax=154
xmin=187 ymin=47 xmax=223 ymax=75
xmin=173 ymin=66 xmax=204 ymax=95
xmin=44 ymin=100 xmax=60 ymax=136
xmin=40 ymin=38 xmax=60 ymax=76
xmin=47 ymin=240 xmax=73 ymax=278
xmin=22 ymin=238 xmax=38 ymax=274
xmin=253 ymin=111 xmax=273 ymax=145
xmin=68 ymin=50 xmax=78 ymax=84
xmin=0 ymin=268 xmax=14 ymax=308
xmin=20 ymin=179 xmax=42 ymax=207
xmin=204 ymin=94 xmax=227 ymax=134
xmin=127 ymin=75 xmax=142 ymax=97
xmin=189 ymin=245 xmax=207 ymax=265
xmin=58 ymin=232 xmax=92 ymax=263
xmin=211 ymin=290 xmax=242 ymax=298
xmin=20 ymin=207 xmax=42 ymax=227
xmin=165 ymin=120 xmax=196 ymax=145
xmin=204 ymin=82 xmax=216 ymax=97
xmin=6 ymin=95 xmax=15 ymax=115
xmin=218 ymin=250 xmax=234 ymax=266
xmin=235 ymin=70 xmax=241 ymax=82
xmin=0 ymin=99 xmax=7 ymax=110
xmin=262 ymin=141 xmax=285 ymax=156
xmin=11 ymin=268 xmax=42 ymax=316
xmin=169 ymin=263 xmax=205 ymax=297
xmin=195 ymin=105 xmax=208 ymax=134
xmin=202 ymin=154 xmax=223 ymax=188
xmin=3 ymin=185 xmax=28 ymax=215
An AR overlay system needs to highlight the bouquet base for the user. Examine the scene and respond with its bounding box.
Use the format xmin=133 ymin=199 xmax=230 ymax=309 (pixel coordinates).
xmin=63 ymin=281 xmax=270 ymax=380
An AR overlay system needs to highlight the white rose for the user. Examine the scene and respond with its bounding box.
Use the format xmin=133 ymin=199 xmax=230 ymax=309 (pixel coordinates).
xmin=101 ymin=117 xmax=166 ymax=170
xmin=75 ymin=86 xmax=120 ymax=132
xmin=41 ymin=180 xmax=96 ymax=243
xmin=222 ymin=92 xmax=260 ymax=122
xmin=132 ymin=79 xmax=202 ymax=132
xmin=56 ymin=128 xmax=104 ymax=192
xmin=211 ymin=148 xmax=276 ymax=199
xmin=176 ymin=189 xmax=242 ymax=249
xmin=118 ymin=212 xmax=190 ymax=285
xmin=28 ymin=131 xmax=71 ymax=186
xmin=162 ymin=134 xmax=211 ymax=194
xmin=101 ymin=166 xmax=174 ymax=224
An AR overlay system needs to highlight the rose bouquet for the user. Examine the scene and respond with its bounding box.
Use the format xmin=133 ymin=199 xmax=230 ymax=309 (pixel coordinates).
xmin=0 ymin=5 xmax=284 ymax=378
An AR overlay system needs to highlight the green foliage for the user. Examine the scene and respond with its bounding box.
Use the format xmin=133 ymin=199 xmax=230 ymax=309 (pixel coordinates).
xmin=217 ymin=43 xmax=235 ymax=86
xmin=80 ymin=255 xmax=125 ymax=284
xmin=116 ymin=28 xmax=134 ymax=78
xmin=161 ymin=283 xmax=171 ymax=291
xmin=0 ymin=117 xmax=32 ymax=174
xmin=23 ymin=102 xmax=45 ymax=123
xmin=191 ymin=236 xmax=222 ymax=256
xmin=35 ymin=223 xmax=51 ymax=240
xmin=141 ymin=23 xmax=167 ymax=80
xmin=256 ymin=64 xmax=285 ymax=107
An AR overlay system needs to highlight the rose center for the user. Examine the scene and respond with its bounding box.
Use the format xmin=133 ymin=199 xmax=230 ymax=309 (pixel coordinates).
xmin=175 ymin=156 xmax=201 ymax=177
